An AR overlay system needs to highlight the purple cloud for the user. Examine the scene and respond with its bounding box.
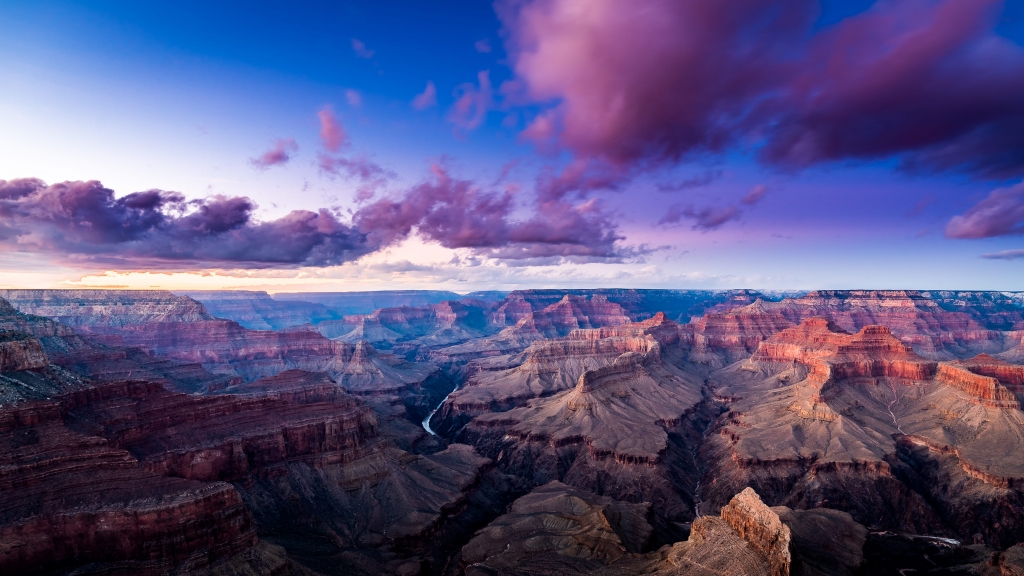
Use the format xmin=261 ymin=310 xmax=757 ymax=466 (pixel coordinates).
xmin=0 ymin=168 xmax=633 ymax=269
xmin=946 ymin=182 xmax=1024 ymax=238
xmin=318 ymin=153 xmax=390 ymax=181
xmin=534 ymin=159 xmax=628 ymax=203
xmin=660 ymin=203 xmax=740 ymax=230
xmin=413 ymin=81 xmax=438 ymax=110
xmin=0 ymin=179 xmax=372 ymax=268
xmin=318 ymin=107 xmax=347 ymax=153
xmin=250 ymin=138 xmax=298 ymax=169
xmin=351 ymin=38 xmax=374 ymax=59
xmin=353 ymin=165 xmax=627 ymax=260
xmin=981 ymin=249 xmax=1024 ymax=260
xmin=741 ymin=184 xmax=767 ymax=205
xmin=448 ymin=71 xmax=493 ymax=134
xmin=656 ymin=170 xmax=724 ymax=193
xmin=475 ymin=39 xmax=493 ymax=53
xmin=345 ymin=89 xmax=363 ymax=108
xmin=501 ymin=0 xmax=1024 ymax=178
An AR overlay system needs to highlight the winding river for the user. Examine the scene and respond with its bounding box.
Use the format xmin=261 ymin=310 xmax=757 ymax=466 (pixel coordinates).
xmin=422 ymin=383 xmax=460 ymax=437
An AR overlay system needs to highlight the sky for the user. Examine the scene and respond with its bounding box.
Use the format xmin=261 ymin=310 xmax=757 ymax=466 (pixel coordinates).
xmin=2 ymin=0 xmax=1024 ymax=292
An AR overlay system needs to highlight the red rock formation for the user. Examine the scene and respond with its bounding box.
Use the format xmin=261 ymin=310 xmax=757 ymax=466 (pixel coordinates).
xmin=690 ymin=290 xmax=1024 ymax=363
xmin=719 ymin=488 xmax=791 ymax=576
xmin=956 ymin=353 xmax=1024 ymax=402
xmin=456 ymin=317 xmax=708 ymax=529
xmin=0 ymin=291 xmax=456 ymax=416
xmin=62 ymin=379 xmax=382 ymax=482
xmin=432 ymin=313 xmax=684 ymax=436
xmin=0 ymin=332 xmax=48 ymax=372
xmin=935 ymin=364 xmax=1020 ymax=409
xmin=0 ymin=400 xmax=257 ymax=574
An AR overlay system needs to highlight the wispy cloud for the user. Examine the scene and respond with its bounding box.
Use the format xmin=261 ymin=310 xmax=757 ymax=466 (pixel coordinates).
xmin=946 ymin=182 xmax=1024 ymax=238
xmin=345 ymin=89 xmax=363 ymax=108
xmin=981 ymin=249 xmax=1024 ymax=260
xmin=412 ymin=81 xmax=438 ymax=110
xmin=741 ymin=184 xmax=767 ymax=205
xmin=448 ymin=71 xmax=493 ymax=134
xmin=318 ymin=107 xmax=347 ymax=153
xmin=250 ymin=138 xmax=298 ymax=169
xmin=351 ymin=38 xmax=374 ymax=59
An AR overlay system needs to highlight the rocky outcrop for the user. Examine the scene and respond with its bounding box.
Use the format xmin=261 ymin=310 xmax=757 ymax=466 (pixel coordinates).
xmin=460 ymin=485 xmax=811 ymax=576
xmin=0 ymin=331 xmax=47 ymax=372
xmin=935 ymin=363 xmax=1020 ymax=408
xmin=956 ymin=353 xmax=1024 ymax=406
xmin=460 ymin=481 xmax=654 ymax=573
xmin=695 ymin=290 xmax=1023 ymax=361
xmin=719 ymin=488 xmax=791 ymax=576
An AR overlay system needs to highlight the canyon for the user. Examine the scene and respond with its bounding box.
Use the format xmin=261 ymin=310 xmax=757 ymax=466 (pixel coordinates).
xmin=3 ymin=288 xmax=1024 ymax=575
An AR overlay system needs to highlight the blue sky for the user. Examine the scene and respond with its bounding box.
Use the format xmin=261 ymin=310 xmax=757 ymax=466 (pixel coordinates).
xmin=1 ymin=0 xmax=1023 ymax=291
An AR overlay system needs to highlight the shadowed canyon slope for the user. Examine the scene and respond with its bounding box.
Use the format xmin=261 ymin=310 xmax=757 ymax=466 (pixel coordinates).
xmin=4 ymin=289 xmax=1024 ymax=575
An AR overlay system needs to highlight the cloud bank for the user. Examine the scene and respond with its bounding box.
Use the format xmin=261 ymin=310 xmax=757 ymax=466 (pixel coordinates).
xmin=0 ymin=179 xmax=371 ymax=268
xmin=0 ymin=172 xmax=632 ymax=269
xmin=502 ymin=0 xmax=1024 ymax=178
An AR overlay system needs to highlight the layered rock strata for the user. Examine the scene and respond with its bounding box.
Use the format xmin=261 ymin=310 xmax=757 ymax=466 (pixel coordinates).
xmin=0 ymin=400 xmax=259 ymax=574
xmin=688 ymin=290 xmax=1024 ymax=363
xmin=455 ymin=315 xmax=708 ymax=530
xmin=0 ymin=291 xmax=450 ymax=420
xmin=181 ymin=290 xmax=337 ymax=330
xmin=704 ymin=317 xmax=1024 ymax=546
xmin=432 ymin=313 xmax=685 ymax=436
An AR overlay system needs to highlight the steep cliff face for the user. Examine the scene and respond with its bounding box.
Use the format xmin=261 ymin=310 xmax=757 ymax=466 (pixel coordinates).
xmin=0 ymin=331 xmax=48 ymax=372
xmin=0 ymin=293 xmax=238 ymax=396
xmin=0 ymin=400 xmax=259 ymax=574
xmin=63 ymin=379 xmax=383 ymax=482
xmin=0 ymin=361 xmax=496 ymax=575
xmin=0 ymin=297 xmax=93 ymax=359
